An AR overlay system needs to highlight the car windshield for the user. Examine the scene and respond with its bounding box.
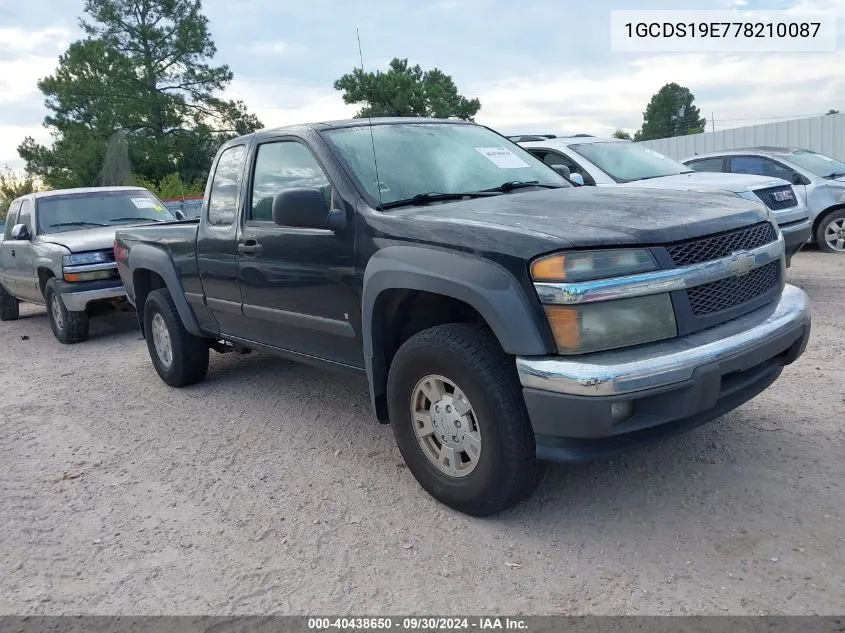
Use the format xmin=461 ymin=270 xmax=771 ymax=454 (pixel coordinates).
xmin=37 ymin=191 xmax=176 ymax=234
xmin=322 ymin=122 xmax=569 ymax=207
xmin=784 ymin=150 xmax=845 ymax=178
xmin=569 ymin=141 xmax=693 ymax=183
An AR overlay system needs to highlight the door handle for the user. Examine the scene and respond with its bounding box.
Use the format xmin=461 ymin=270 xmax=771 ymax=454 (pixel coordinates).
xmin=238 ymin=240 xmax=262 ymax=255
xmin=10 ymin=250 xmax=15 ymax=257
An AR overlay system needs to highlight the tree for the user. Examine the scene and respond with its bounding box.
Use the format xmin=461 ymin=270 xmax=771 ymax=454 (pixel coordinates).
xmin=334 ymin=58 xmax=481 ymax=120
xmin=634 ymin=83 xmax=706 ymax=141
xmin=0 ymin=166 xmax=43 ymax=222
xmin=612 ymin=129 xmax=632 ymax=140
xmin=18 ymin=0 xmax=262 ymax=190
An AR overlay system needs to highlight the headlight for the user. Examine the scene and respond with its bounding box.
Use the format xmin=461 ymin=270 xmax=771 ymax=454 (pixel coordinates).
xmin=544 ymin=294 xmax=677 ymax=354
xmin=64 ymin=270 xmax=114 ymax=282
xmin=530 ymin=248 xmax=656 ymax=282
xmin=531 ymin=248 xmax=676 ymax=354
xmin=63 ymin=251 xmax=108 ymax=266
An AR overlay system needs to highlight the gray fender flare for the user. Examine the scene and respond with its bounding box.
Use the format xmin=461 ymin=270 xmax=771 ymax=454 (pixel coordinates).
xmin=362 ymin=245 xmax=549 ymax=416
xmin=128 ymin=243 xmax=202 ymax=337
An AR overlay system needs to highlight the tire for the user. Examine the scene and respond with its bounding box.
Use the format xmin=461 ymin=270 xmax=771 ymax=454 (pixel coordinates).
xmin=816 ymin=208 xmax=845 ymax=254
xmin=0 ymin=284 xmax=20 ymax=321
xmin=45 ymin=278 xmax=89 ymax=343
xmin=387 ymin=323 xmax=538 ymax=516
xmin=144 ymin=288 xmax=209 ymax=387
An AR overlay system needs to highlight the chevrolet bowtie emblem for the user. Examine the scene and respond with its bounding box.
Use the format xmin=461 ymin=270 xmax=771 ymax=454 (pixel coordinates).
xmin=728 ymin=251 xmax=755 ymax=277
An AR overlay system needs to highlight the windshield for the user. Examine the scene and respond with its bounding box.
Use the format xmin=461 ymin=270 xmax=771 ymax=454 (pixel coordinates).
xmin=784 ymin=150 xmax=845 ymax=178
xmin=36 ymin=190 xmax=176 ymax=234
xmin=322 ymin=123 xmax=568 ymax=206
xmin=569 ymin=141 xmax=692 ymax=183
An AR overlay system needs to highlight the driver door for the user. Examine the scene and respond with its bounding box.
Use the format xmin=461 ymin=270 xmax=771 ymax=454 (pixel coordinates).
xmin=7 ymin=199 xmax=40 ymax=301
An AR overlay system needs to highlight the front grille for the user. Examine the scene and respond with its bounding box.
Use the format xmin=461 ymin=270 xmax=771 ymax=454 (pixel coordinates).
xmin=754 ymin=185 xmax=798 ymax=210
xmin=688 ymin=261 xmax=780 ymax=316
xmin=667 ymin=222 xmax=777 ymax=267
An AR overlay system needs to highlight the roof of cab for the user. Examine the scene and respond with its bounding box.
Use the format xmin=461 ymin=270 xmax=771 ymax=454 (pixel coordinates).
xmin=225 ymin=117 xmax=476 ymax=147
xmin=27 ymin=186 xmax=148 ymax=200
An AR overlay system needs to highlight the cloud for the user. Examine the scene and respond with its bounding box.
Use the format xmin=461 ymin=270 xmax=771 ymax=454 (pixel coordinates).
xmin=471 ymin=49 xmax=844 ymax=136
xmin=236 ymin=40 xmax=309 ymax=57
xmin=226 ymin=78 xmax=358 ymax=127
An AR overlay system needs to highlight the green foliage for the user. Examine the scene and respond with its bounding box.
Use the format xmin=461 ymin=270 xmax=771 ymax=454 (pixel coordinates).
xmin=18 ymin=0 xmax=262 ymax=190
xmin=634 ymin=83 xmax=707 ymax=141
xmin=131 ymin=171 xmax=204 ymax=199
xmin=334 ymin=58 xmax=481 ymax=120
xmin=612 ymin=129 xmax=632 ymax=140
xmin=0 ymin=166 xmax=44 ymax=222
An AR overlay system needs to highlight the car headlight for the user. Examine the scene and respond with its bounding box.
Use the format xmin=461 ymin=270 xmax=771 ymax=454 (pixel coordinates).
xmin=63 ymin=251 xmax=108 ymax=266
xmin=531 ymin=248 xmax=656 ymax=282
xmin=531 ymin=249 xmax=677 ymax=354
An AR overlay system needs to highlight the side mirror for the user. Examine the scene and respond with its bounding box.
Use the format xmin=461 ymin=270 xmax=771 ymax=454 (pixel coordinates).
xmin=551 ymin=164 xmax=571 ymax=179
xmin=272 ymin=187 xmax=346 ymax=232
xmin=11 ymin=224 xmax=31 ymax=240
xmin=792 ymin=172 xmax=809 ymax=186
xmin=569 ymin=172 xmax=585 ymax=187
xmin=172 ymin=209 xmax=185 ymax=221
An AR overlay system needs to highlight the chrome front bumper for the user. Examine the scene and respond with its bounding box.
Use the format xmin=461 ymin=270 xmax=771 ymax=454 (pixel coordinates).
xmin=516 ymin=284 xmax=810 ymax=397
xmin=61 ymin=285 xmax=127 ymax=311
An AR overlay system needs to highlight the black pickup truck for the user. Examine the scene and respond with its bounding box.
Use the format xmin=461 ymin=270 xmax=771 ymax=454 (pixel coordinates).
xmin=114 ymin=118 xmax=811 ymax=516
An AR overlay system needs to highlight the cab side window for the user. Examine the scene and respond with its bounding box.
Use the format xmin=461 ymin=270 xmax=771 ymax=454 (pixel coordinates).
xmin=207 ymin=145 xmax=247 ymax=226
xmin=730 ymin=156 xmax=794 ymax=181
xmin=686 ymin=157 xmax=725 ymax=173
xmin=17 ymin=200 xmax=33 ymax=232
xmin=249 ymin=141 xmax=331 ymax=223
xmin=3 ymin=200 xmax=21 ymax=239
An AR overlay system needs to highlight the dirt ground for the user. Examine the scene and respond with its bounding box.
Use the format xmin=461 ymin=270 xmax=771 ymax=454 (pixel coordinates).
xmin=0 ymin=250 xmax=842 ymax=616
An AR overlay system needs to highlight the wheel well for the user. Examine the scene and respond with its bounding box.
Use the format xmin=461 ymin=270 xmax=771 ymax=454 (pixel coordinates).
xmin=38 ymin=268 xmax=54 ymax=297
xmin=370 ymin=289 xmax=493 ymax=423
xmin=133 ymin=269 xmax=167 ymax=336
xmin=812 ymin=204 xmax=845 ymax=237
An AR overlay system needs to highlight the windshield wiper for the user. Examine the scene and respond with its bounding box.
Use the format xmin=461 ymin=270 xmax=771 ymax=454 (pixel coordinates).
xmin=109 ymin=217 xmax=167 ymax=223
xmin=48 ymin=221 xmax=109 ymax=228
xmin=482 ymin=180 xmax=564 ymax=193
xmin=378 ymin=191 xmax=501 ymax=210
xmin=824 ymin=171 xmax=845 ymax=179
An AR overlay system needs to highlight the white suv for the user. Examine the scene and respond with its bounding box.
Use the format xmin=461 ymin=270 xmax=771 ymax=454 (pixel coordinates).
xmin=514 ymin=135 xmax=812 ymax=264
xmin=681 ymin=147 xmax=845 ymax=253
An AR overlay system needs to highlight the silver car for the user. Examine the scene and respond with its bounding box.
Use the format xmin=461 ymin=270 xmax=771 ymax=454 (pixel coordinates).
xmin=681 ymin=148 xmax=845 ymax=253
xmin=0 ymin=186 xmax=177 ymax=343
xmin=514 ymin=136 xmax=812 ymax=264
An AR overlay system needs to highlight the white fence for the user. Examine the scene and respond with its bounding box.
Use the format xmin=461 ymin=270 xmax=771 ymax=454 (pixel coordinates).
xmin=638 ymin=112 xmax=845 ymax=162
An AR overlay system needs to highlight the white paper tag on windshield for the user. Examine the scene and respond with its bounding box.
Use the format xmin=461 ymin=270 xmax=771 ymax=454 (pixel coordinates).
xmin=643 ymin=148 xmax=666 ymax=159
xmin=131 ymin=197 xmax=157 ymax=208
xmin=475 ymin=147 xmax=529 ymax=169
xmin=817 ymin=154 xmax=834 ymax=162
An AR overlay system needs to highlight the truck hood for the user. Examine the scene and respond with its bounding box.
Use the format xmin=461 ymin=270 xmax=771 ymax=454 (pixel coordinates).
xmin=604 ymin=172 xmax=788 ymax=193
xmin=383 ymin=187 xmax=771 ymax=251
xmin=38 ymin=226 xmax=123 ymax=252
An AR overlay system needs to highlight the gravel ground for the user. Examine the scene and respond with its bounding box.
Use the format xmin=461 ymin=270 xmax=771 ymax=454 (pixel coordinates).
xmin=0 ymin=250 xmax=843 ymax=616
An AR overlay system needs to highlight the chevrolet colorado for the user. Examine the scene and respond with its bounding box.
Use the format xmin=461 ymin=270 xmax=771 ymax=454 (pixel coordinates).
xmin=114 ymin=118 xmax=811 ymax=516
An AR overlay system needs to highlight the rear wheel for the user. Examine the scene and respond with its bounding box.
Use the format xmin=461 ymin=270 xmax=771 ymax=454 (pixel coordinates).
xmin=144 ymin=288 xmax=209 ymax=387
xmin=0 ymin=284 xmax=20 ymax=321
xmin=45 ymin=279 xmax=89 ymax=343
xmin=387 ymin=324 xmax=539 ymax=516
xmin=817 ymin=209 xmax=845 ymax=253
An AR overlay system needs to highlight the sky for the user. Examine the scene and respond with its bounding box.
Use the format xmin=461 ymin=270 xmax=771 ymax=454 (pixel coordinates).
xmin=0 ymin=0 xmax=843 ymax=170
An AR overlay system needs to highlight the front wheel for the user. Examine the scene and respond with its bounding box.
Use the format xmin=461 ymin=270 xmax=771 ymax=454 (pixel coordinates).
xmin=817 ymin=209 xmax=845 ymax=253
xmin=0 ymin=284 xmax=20 ymax=321
xmin=143 ymin=288 xmax=209 ymax=387
xmin=387 ymin=324 xmax=540 ymax=516
xmin=45 ymin=279 xmax=89 ymax=343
